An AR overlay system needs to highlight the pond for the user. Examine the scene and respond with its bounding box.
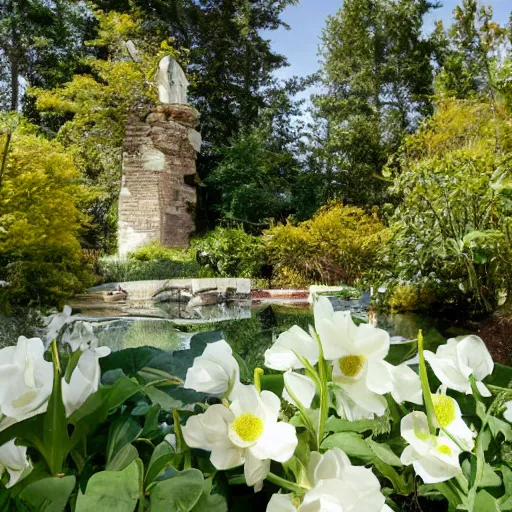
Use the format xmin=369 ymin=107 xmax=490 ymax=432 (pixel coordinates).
xmin=85 ymin=303 xmax=470 ymax=375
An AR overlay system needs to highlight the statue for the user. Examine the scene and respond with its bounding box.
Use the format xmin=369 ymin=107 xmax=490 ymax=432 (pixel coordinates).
xmin=156 ymin=56 xmax=189 ymax=104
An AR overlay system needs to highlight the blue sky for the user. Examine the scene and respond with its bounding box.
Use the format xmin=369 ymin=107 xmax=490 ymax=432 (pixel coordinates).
xmin=266 ymin=0 xmax=511 ymax=82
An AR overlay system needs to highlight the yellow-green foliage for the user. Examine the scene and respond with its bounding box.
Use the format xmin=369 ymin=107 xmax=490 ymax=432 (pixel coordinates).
xmin=0 ymin=122 xmax=94 ymax=307
xmin=265 ymin=203 xmax=390 ymax=287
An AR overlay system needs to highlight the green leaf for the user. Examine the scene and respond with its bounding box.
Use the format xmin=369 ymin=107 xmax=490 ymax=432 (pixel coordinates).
xmin=106 ymin=414 xmax=143 ymax=466
xmin=106 ymin=444 xmax=139 ymax=472
xmin=487 ymin=415 xmax=512 ymax=441
xmin=149 ymin=469 xmax=204 ymax=512
xmin=75 ymin=459 xmax=142 ymax=512
xmin=19 ymin=475 xmax=76 ymax=512
xmin=145 ymin=440 xmax=176 ymax=485
xmin=386 ymin=340 xmax=418 ymax=366
xmin=321 ymin=433 xmax=374 ymax=461
xmin=324 ymin=416 xmax=387 ymax=434
xmin=366 ymin=438 xmax=403 ymax=467
xmin=474 ymin=490 xmax=500 ymax=512
xmin=192 ymin=481 xmax=228 ymax=512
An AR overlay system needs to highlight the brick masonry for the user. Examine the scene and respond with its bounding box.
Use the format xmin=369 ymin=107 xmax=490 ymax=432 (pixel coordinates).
xmin=118 ymin=104 xmax=201 ymax=255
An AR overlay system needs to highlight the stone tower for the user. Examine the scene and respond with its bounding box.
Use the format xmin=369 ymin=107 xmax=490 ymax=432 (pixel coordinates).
xmin=118 ymin=104 xmax=201 ymax=255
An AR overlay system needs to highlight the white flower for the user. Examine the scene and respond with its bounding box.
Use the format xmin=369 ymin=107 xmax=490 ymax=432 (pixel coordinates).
xmin=424 ymin=335 xmax=493 ymax=397
xmin=386 ymin=363 xmax=423 ymax=405
xmin=504 ymin=401 xmax=512 ymax=423
xmin=264 ymin=325 xmax=319 ymax=371
xmin=400 ymin=411 xmax=462 ymax=484
xmin=62 ymin=344 xmax=111 ymax=416
xmin=283 ymin=370 xmax=316 ymax=409
xmin=315 ymin=298 xmax=391 ymax=417
xmin=182 ymin=385 xmax=297 ymax=491
xmin=44 ymin=305 xmax=73 ymax=346
xmin=184 ymin=340 xmax=240 ymax=398
xmin=0 ymin=337 xmax=53 ymax=426
xmin=332 ymin=385 xmax=375 ymax=421
xmin=0 ymin=439 xmax=32 ymax=488
xmin=267 ymin=449 xmax=386 ymax=512
xmin=62 ymin=321 xmax=97 ymax=352
xmin=431 ymin=393 xmax=475 ymax=451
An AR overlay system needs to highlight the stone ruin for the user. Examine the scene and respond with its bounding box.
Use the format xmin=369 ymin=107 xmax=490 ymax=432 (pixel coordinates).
xmin=118 ymin=57 xmax=200 ymax=255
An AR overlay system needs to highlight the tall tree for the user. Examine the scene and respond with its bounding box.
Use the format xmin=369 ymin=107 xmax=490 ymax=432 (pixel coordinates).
xmin=0 ymin=0 xmax=90 ymax=111
xmin=313 ymin=0 xmax=438 ymax=207
xmin=94 ymin=0 xmax=296 ymax=227
xmin=434 ymin=0 xmax=508 ymax=99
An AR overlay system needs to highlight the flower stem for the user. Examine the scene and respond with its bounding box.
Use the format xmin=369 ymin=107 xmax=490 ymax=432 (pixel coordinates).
xmin=266 ymin=472 xmax=308 ymax=494
xmin=314 ymin=331 xmax=329 ymax=449
xmin=417 ymin=330 xmax=436 ymax=435
xmin=254 ymin=367 xmax=264 ymax=393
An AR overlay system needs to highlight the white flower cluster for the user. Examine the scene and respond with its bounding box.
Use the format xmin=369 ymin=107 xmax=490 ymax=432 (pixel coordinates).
xmin=0 ymin=307 xmax=110 ymax=488
xmin=182 ymin=295 xmax=508 ymax=506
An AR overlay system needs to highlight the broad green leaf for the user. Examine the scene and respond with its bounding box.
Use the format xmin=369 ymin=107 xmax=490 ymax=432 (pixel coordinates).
xmin=106 ymin=414 xmax=142 ymax=466
xmin=106 ymin=444 xmax=139 ymax=472
xmin=75 ymin=459 xmax=142 ymax=512
xmin=149 ymin=469 xmax=204 ymax=512
xmin=474 ymin=490 xmax=500 ymax=512
xmin=321 ymin=433 xmax=374 ymax=461
xmin=145 ymin=440 xmax=176 ymax=485
xmin=324 ymin=416 xmax=388 ymax=434
xmin=366 ymin=438 xmax=403 ymax=467
xmin=484 ymin=363 xmax=512 ymax=388
xmin=19 ymin=475 xmax=76 ymax=512
xmin=100 ymin=347 xmax=163 ymax=377
xmin=145 ymin=386 xmax=204 ymax=411
xmin=192 ymin=489 xmax=228 ymax=512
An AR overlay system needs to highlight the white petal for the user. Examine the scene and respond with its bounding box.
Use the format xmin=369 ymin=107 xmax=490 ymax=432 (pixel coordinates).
xmin=401 ymin=412 xmax=434 ymax=456
xmin=424 ymin=350 xmax=470 ymax=394
xmin=264 ymin=326 xmax=319 ymax=371
xmin=267 ymin=493 xmax=297 ymax=512
xmin=182 ymin=404 xmax=233 ymax=450
xmin=244 ymin=451 xmax=270 ymax=490
xmin=260 ymin=390 xmax=281 ymax=422
xmin=210 ymin=440 xmax=244 ymax=470
xmin=332 ymin=386 xmax=374 ymax=421
xmin=412 ymin=454 xmax=461 ymax=484
xmin=456 ymin=335 xmax=494 ymax=381
xmin=0 ymin=440 xmax=32 ymax=488
xmin=343 ymin=379 xmax=387 ymax=417
xmin=313 ymin=296 xmax=335 ymax=325
xmin=353 ymin=324 xmax=390 ymax=361
xmin=307 ymin=449 xmax=351 ymax=487
xmin=339 ymin=466 xmax=385 ymax=512
xmin=476 ymin=381 xmax=492 ymax=397
xmin=230 ymin=385 xmax=266 ymax=419
xmin=250 ymin=422 xmax=297 ymax=462
xmin=366 ymin=361 xmax=393 ymax=395
xmin=283 ymin=371 xmax=316 ymax=409
xmin=389 ymin=364 xmax=423 ymax=405
xmin=445 ymin=417 xmax=475 ymax=452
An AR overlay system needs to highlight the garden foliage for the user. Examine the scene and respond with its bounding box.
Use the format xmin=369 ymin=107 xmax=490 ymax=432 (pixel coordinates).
xmin=0 ymin=301 xmax=511 ymax=511
xmin=384 ymin=99 xmax=512 ymax=313
xmin=265 ymin=203 xmax=390 ymax=288
xmin=0 ymin=118 xmax=93 ymax=308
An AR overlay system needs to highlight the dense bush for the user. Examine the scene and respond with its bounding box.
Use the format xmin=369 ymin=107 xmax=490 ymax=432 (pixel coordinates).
xmin=192 ymin=226 xmax=267 ymax=278
xmin=99 ymin=246 xmax=213 ymax=283
xmin=384 ymin=99 xmax=512 ymax=313
xmin=264 ymin=202 xmax=390 ymax=288
xmin=0 ymin=120 xmax=94 ymax=308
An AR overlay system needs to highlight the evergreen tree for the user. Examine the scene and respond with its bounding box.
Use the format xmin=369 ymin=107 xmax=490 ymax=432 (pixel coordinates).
xmin=313 ymin=0 xmax=438 ymax=207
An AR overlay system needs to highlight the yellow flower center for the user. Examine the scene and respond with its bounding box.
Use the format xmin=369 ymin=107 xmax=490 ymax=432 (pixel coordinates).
xmin=231 ymin=413 xmax=264 ymax=443
xmin=432 ymin=395 xmax=456 ymax=427
xmin=338 ymin=355 xmax=365 ymax=377
xmin=437 ymin=444 xmax=452 ymax=456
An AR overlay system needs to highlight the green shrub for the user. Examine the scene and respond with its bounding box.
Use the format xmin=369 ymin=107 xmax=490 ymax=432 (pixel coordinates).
xmin=264 ymin=202 xmax=390 ymax=288
xmin=386 ymin=99 xmax=512 ymax=313
xmin=0 ymin=121 xmax=94 ymax=308
xmin=192 ymin=226 xmax=267 ymax=278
